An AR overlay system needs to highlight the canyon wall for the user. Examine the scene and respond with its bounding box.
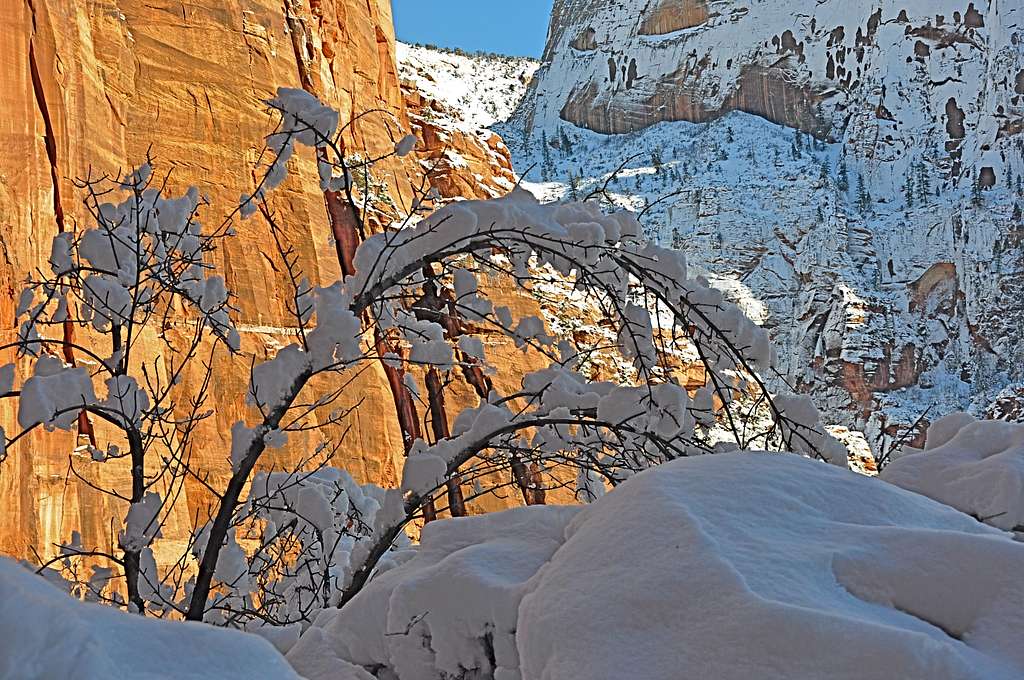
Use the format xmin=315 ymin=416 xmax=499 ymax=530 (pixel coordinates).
xmin=506 ymin=0 xmax=1024 ymax=444
xmin=0 ymin=0 xmax=524 ymax=563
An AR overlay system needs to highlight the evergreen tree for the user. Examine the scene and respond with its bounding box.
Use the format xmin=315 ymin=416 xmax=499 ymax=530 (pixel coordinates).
xmin=904 ymin=173 xmax=915 ymax=208
xmin=568 ymin=172 xmax=580 ymax=201
xmin=651 ymin=147 xmax=664 ymax=170
xmin=559 ymin=128 xmax=573 ymax=155
xmin=858 ymin=180 xmax=872 ymax=213
xmin=819 ymin=161 xmax=829 ymax=182
xmin=671 ymin=225 xmax=683 ymax=249
xmin=916 ymin=161 xmax=931 ymax=200
xmin=971 ymin=174 xmax=984 ymax=207
xmin=541 ymin=131 xmax=552 ymax=181
xmin=837 ymin=162 xmax=849 ymax=193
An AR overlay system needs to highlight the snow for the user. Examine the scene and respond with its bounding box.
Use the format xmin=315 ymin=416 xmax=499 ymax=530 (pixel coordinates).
xmin=16 ymin=355 xmax=97 ymax=431
xmin=400 ymin=442 xmax=448 ymax=495
xmin=306 ymin=283 xmax=362 ymax=370
xmin=102 ymin=375 xmax=150 ymax=427
xmin=293 ymin=452 xmax=1024 ymax=679
xmin=49 ymin=232 xmax=74 ymax=275
xmin=229 ymin=420 xmax=258 ymax=471
xmin=882 ymin=413 xmax=1024 ymax=531
xmin=0 ymin=557 xmax=302 ymax=679
xmin=247 ymin=344 xmax=311 ymax=409
xmin=0 ymin=364 xmax=13 ymax=395
xmin=120 ymin=491 xmax=163 ymax=552
xmin=288 ymin=506 xmax=581 ymax=680
xmin=520 ymin=453 xmax=1024 ymax=680
xmin=397 ymin=43 xmax=538 ymax=132
xmin=394 ymin=134 xmax=417 ymax=158
xmin=267 ymin=87 xmax=339 ymax=148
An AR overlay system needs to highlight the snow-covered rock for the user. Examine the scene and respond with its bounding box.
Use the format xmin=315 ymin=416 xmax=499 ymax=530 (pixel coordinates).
xmin=490 ymin=0 xmax=1024 ymax=446
xmin=397 ymin=43 xmax=538 ymax=201
xmin=882 ymin=412 xmax=1024 ymax=531
xmin=0 ymin=558 xmax=302 ymax=680
xmin=288 ymin=506 xmax=580 ymax=680
xmin=519 ymin=452 xmax=1024 ymax=680
xmin=397 ymin=43 xmax=538 ymax=132
xmin=295 ymin=452 xmax=1024 ymax=679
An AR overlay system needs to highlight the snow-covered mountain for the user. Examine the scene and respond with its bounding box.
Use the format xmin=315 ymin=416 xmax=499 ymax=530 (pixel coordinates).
xmin=486 ymin=0 xmax=1024 ymax=449
xmin=397 ymin=43 xmax=539 ymax=132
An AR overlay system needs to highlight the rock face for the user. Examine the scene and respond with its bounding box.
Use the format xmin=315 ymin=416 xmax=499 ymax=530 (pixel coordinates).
xmin=397 ymin=43 xmax=539 ymax=200
xmin=0 ymin=1 xmax=531 ymax=563
xmin=503 ymin=0 xmax=1024 ymax=447
xmin=526 ymin=0 xmax=1021 ymax=189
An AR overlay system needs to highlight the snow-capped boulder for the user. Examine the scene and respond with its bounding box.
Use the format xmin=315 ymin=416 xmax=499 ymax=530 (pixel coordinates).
xmin=288 ymin=505 xmax=581 ymax=680
xmin=0 ymin=558 xmax=302 ymax=680
xmin=518 ymin=452 xmax=1024 ymax=680
xmin=296 ymin=452 xmax=1024 ymax=679
xmin=882 ymin=413 xmax=1024 ymax=531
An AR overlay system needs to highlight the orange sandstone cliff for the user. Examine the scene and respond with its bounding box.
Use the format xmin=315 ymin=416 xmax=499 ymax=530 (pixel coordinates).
xmin=0 ymin=0 xmax=527 ymax=563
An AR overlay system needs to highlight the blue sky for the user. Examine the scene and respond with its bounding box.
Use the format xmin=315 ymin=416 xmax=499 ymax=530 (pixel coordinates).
xmin=392 ymin=0 xmax=553 ymax=57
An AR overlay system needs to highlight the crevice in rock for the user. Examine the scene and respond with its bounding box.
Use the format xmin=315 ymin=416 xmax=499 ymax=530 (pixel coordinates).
xmin=25 ymin=0 xmax=96 ymax=444
xmin=26 ymin=0 xmax=65 ymax=236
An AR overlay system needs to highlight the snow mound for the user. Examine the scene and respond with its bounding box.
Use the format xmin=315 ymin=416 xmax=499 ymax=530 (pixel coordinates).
xmin=288 ymin=506 xmax=580 ymax=680
xmin=882 ymin=413 xmax=1024 ymax=531
xmin=518 ymin=453 xmax=1024 ymax=680
xmin=0 ymin=558 xmax=302 ymax=680
xmin=296 ymin=452 xmax=1024 ymax=679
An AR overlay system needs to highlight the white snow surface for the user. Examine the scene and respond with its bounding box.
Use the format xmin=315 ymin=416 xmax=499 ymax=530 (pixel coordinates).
xmin=288 ymin=506 xmax=581 ymax=680
xmin=882 ymin=413 xmax=1024 ymax=531
xmin=0 ymin=558 xmax=302 ymax=680
xmin=518 ymin=453 xmax=1024 ymax=680
xmin=294 ymin=452 xmax=1024 ymax=679
xmin=397 ymin=43 xmax=538 ymax=132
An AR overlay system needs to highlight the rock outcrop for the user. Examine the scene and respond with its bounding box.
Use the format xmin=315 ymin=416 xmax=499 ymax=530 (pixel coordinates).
xmin=0 ymin=1 xmax=534 ymax=563
xmin=524 ymin=0 xmax=1021 ymax=189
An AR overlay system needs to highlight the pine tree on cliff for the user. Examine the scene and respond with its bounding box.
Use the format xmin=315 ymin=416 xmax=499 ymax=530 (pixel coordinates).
xmin=837 ymin=161 xmax=849 ymax=193
xmin=540 ymin=130 xmax=555 ymax=181
xmin=858 ymin=180 xmax=872 ymax=213
xmin=917 ymin=161 xmax=931 ymax=200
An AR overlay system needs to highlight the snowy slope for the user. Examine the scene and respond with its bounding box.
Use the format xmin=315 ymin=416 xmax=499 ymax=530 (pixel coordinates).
xmin=397 ymin=43 xmax=538 ymax=131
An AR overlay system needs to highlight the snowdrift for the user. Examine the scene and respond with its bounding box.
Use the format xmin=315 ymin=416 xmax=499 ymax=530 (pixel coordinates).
xmin=519 ymin=453 xmax=1024 ymax=680
xmin=882 ymin=413 xmax=1024 ymax=531
xmin=297 ymin=453 xmax=1024 ymax=679
xmin=0 ymin=558 xmax=302 ymax=680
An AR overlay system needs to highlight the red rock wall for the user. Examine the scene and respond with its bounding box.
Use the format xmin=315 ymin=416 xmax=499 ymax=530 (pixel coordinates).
xmin=0 ymin=0 xmax=532 ymax=564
